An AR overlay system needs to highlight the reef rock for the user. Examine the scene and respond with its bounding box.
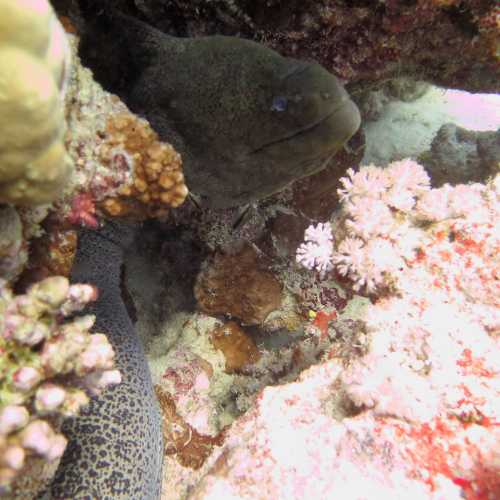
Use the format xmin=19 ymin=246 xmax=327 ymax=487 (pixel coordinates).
xmin=421 ymin=123 xmax=499 ymax=187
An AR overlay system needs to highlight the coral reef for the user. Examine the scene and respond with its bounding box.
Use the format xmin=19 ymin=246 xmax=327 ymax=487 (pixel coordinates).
xmin=263 ymin=0 xmax=500 ymax=93
xmin=118 ymin=151 xmax=498 ymax=499
xmin=0 ymin=276 xmax=120 ymax=495
xmin=2 ymin=3 xmax=497 ymax=499
xmin=182 ymin=166 xmax=499 ymax=499
xmin=0 ymin=0 xmax=73 ymax=206
xmin=188 ymin=358 xmax=499 ymax=499
xmin=195 ymin=245 xmax=283 ymax=325
xmin=0 ymin=17 xmax=189 ymax=291
xmin=297 ymin=160 xmax=499 ymax=295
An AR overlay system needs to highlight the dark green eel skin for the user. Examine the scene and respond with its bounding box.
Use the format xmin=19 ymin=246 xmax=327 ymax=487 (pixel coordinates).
xmin=79 ymin=9 xmax=361 ymax=208
xmin=42 ymin=221 xmax=163 ymax=499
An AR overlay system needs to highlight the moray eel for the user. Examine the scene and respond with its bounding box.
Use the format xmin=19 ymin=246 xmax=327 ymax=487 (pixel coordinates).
xmin=44 ymin=221 xmax=163 ymax=499
xmin=78 ymin=8 xmax=361 ymax=208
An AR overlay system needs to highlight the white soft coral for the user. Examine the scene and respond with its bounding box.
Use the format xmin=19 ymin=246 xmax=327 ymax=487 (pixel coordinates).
xmin=297 ymin=160 xmax=499 ymax=295
xmin=296 ymin=222 xmax=334 ymax=276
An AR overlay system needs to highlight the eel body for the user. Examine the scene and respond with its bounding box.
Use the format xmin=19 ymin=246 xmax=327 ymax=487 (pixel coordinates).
xmin=78 ymin=9 xmax=361 ymax=208
xmin=45 ymin=221 xmax=163 ymax=499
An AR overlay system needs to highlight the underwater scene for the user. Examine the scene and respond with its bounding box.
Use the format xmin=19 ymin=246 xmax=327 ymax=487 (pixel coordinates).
xmin=1 ymin=1 xmax=499 ymax=499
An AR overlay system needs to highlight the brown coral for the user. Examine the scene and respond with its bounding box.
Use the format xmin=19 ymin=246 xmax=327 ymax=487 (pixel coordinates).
xmin=98 ymin=112 xmax=188 ymax=219
xmin=154 ymin=386 xmax=225 ymax=470
xmin=210 ymin=321 xmax=261 ymax=374
xmin=194 ymin=244 xmax=282 ymax=325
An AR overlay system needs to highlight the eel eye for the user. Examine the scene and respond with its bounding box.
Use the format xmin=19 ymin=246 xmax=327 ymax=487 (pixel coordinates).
xmin=271 ymin=96 xmax=288 ymax=112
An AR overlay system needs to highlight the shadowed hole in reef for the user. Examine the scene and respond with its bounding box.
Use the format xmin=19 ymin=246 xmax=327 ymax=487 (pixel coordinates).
xmin=123 ymin=221 xmax=207 ymax=334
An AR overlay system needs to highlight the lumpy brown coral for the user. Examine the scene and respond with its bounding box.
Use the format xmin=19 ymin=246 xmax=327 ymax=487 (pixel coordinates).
xmin=61 ymin=36 xmax=188 ymax=226
xmin=99 ymin=112 xmax=188 ymax=219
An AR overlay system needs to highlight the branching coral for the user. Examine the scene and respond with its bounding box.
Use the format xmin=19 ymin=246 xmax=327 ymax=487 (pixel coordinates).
xmin=0 ymin=276 xmax=120 ymax=494
xmin=0 ymin=0 xmax=73 ymax=206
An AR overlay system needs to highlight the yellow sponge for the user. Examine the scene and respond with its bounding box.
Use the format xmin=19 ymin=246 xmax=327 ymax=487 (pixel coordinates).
xmin=0 ymin=0 xmax=72 ymax=206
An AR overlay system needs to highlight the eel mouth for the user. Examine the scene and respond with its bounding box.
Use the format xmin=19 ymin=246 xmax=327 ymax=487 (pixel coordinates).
xmin=248 ymin=97 xmax=361 ymax=156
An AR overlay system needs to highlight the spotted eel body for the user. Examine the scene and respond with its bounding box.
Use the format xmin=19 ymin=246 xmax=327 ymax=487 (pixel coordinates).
xmin=45 ymin=221 xmax=163 ymax=499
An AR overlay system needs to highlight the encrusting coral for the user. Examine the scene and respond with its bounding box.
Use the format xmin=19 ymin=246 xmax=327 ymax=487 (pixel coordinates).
xmin=195 ymin=245 xmax=283 ymax=325
xmin=210 ymin=321 xmax=261 ymax=374
xmin=0 ymin=276 xmax=120 ymax=495
xmin=0 ymin=0 xmax=73 ymax=206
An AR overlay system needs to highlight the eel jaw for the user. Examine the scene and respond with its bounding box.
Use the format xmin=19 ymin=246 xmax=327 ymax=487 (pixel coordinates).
xmin=247 ymin=97 xmax=361 ymax=157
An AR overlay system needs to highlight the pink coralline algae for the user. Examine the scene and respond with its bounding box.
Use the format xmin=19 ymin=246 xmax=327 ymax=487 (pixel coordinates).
xmin=189 ymin=354 xmax=500 ymax=500
xmin=158 ymin=349 xmax=218 ymax=437
xmin=189 ymin=300 xmax=499 ymax=499
xmin=65 ymin=192 xmax=99 ymax=229
xmin=0 ymin=276 xmax=120 ymax=493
